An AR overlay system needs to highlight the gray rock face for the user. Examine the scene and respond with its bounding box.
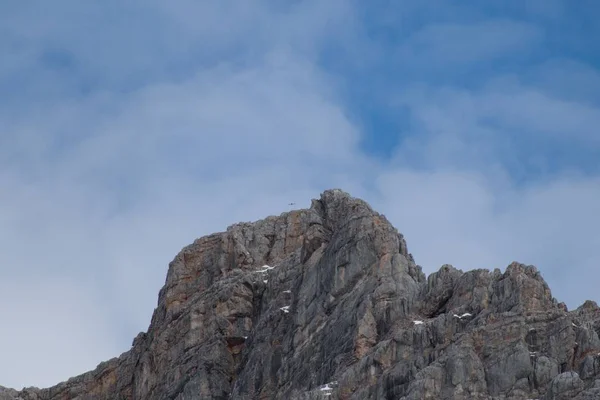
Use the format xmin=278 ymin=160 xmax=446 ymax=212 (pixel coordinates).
xmin=2 ymin=189 xmax=600 ymax=399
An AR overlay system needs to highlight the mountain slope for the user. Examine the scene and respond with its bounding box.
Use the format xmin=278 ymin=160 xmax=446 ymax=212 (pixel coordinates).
xmin=2 ymin=189 xmax=599 ymax=399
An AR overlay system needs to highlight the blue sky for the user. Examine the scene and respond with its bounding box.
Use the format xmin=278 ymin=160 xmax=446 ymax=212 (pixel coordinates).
xmin=1 ymin=0 xmax=600 ymax=390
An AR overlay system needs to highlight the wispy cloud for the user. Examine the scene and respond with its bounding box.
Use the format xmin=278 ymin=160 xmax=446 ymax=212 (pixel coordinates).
xmin=397 ymin=20 xmax=543 ymax=68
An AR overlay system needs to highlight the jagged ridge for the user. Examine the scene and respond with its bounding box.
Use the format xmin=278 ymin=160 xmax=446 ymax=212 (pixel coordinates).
xmin=2 ymin=189 xmax=600 ymax=400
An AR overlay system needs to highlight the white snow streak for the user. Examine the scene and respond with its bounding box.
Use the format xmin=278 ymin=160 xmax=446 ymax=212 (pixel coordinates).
xmin=453 ymin=313 xmax=473 ymax=319
xmin=254 ymin=265 xmax=275 ymax=273
xmin=318 ymin=381 xmax=338 ymax=396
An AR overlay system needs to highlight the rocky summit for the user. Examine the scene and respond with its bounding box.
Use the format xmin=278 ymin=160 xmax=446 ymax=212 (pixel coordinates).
xmin=2 ymin=189 xmax=600 ymax=400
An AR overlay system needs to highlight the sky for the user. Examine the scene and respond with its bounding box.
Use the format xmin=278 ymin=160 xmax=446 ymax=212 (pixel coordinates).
xmin=1 ymin=0 xmax=600 ymax=390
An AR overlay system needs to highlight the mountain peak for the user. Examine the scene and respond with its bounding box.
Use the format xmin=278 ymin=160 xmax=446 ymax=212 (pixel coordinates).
xmin=3 ymin=189 xmax=599 ymax=400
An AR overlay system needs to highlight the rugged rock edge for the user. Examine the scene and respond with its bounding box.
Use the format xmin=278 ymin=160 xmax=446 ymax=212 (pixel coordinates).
xmin=2 ymin=189 xmax=599 ymax=400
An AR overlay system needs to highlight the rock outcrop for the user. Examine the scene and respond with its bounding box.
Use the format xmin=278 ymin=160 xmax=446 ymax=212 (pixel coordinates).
xmin=2 ymin=189 xmax=600 ymax=399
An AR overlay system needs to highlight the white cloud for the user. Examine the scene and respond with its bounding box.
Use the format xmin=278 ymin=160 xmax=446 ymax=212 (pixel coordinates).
xmin=380 ymin=76 xmax=600 ymax=309
xmin=374 ymin=169 xmax=600 ymax=311
xmin=397 ymin=19 xmax=542 ymax=68
xmin=0 ymin=0 xmax=356 ymax=92
xmin=391 ymin=80 xmax=600 ymax=179
xmin=0 ymin=279 xmax=119 ymax=389
xmin=528 ymin=59 xmax=600 ymax=103
xmin=478 ymin=86 xmax=600 ymax=144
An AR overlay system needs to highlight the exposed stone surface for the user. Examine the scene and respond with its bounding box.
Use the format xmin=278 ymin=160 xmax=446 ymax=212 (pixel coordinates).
xmin=2 ymin=189 xmax=600 ymax=399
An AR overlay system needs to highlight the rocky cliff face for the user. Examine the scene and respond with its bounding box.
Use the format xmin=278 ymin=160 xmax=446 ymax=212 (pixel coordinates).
xmin=2 ymin=189 xmax=600 ymax=400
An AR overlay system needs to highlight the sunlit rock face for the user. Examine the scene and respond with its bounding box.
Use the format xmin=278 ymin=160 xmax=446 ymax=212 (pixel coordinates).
xmin=3 ymin=189 xmax=600 ymax=400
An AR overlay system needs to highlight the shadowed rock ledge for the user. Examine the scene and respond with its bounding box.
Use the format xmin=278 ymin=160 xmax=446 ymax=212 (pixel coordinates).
xmin=2 ymin=189 xmax=599 ymax=400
